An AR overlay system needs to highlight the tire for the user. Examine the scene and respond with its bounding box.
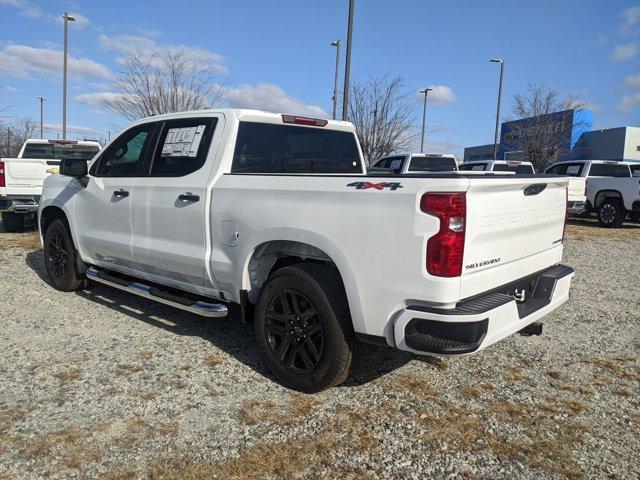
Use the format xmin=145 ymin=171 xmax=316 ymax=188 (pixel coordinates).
xmin=43 ymin=218 xmax=87 ymax=291
xmin=254 ymin=263 xmax=359 ymax=393
xmin=597 ymin=199 xmax=625 ymax=228
xmin=629 ymin=212 xmax=640 ymax=223
xmin=1 ymin=212 xmax=24 ymax=233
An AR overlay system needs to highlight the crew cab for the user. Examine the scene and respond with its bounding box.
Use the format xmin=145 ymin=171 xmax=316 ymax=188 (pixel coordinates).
xmin=39 ymin=109 xmax=574 ymax=392
xmin=1 ymin=139 xmax=101 ymax=232
xmin=459 ymin=160 xmax=536 ymax=174
xmin=543 ymin=160 xmax=639 ymax=226
xmin=372 ymin=153 xmax=458 ymax=174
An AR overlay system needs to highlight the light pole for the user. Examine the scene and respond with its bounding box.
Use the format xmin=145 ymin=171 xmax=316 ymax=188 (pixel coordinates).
xmin=37 ymin=96 xmax=45 ymax=139
xmin=419 ymin=87 xmax=433 ymax=153
xmin=490 ymin=58 xmax=504 ymax=161
xmin=342 ymin=0 xmax=355 ymax=121
xmin=62 ymin=12 xmax=76 ymax=140
xmin=330 ymin=40 xmax=341 ymax=120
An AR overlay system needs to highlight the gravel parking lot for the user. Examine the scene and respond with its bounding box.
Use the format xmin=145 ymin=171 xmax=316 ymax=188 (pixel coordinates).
xmin=0 ymin=220 xmax=638 ymax=479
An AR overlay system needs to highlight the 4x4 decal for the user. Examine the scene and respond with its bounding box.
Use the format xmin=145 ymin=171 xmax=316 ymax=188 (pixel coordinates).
xmin=347 ymin=181 xmax=403 ymax=191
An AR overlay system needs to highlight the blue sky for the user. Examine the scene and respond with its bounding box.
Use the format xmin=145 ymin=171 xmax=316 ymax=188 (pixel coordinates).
xmin=0 ymin=0 xmax=639 ymax=156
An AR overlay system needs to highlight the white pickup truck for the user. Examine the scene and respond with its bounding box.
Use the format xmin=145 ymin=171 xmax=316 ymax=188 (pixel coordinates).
xmin=1 ymin=139 xmax=101 ymax=232
xmin=459 ymin=160 xmax=536 ymax=174
xmin=371 ymin=153 xmax=459 ymax=174
xmin=544 ymin=160 xmax=640 ymax=226
xmin=39 ymin=110 xmax=574 ymax=392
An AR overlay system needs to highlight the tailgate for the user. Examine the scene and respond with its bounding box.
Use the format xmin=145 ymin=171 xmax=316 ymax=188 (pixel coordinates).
xmin=460 ymin=176 xmax=567 ymax=298
xmin=567 ymin=177 xmax=586 ymax=201
xmin=2 ymin=158 xmax=53 ymax=195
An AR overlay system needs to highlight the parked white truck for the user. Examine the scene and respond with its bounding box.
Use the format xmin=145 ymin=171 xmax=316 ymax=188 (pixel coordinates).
xmin=459 ymin=160 xmax=536 ymax=174
xmin=0 ymin=139 xmax=101 ymax=232
xmin=371 ymin=153 xmax=459 ymax=174
xmin=38 ymin=110 xmax=574 ymax=392
xmin=544 ymin=160 xmax=640 ymax=226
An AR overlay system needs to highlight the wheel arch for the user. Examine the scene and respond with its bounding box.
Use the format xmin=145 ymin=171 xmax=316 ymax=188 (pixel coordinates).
xmin=594 ymin=189 xmax=623 ymax=208
xmin=40 ymin=205 xmax=69 ymax=237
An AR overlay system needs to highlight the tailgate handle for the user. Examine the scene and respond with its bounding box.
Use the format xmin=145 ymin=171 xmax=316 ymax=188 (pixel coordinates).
xmin=524 ymin=183 xmax=547 ymax=196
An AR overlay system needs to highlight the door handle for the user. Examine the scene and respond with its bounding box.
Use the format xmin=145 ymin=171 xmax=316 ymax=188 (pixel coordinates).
xmin=178 ymin=193 xmax=200 ymax=203
xmin=113 ymin=189 xmax=129 ymax=198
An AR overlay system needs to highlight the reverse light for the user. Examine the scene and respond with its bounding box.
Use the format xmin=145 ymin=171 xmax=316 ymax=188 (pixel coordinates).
xmin=0 ymin=161 xmax=5 ymax=188
xmin=421 ymin=192 xmax=466 ymax=277
xmin=281 ymin=115 xmax=328 ymax=127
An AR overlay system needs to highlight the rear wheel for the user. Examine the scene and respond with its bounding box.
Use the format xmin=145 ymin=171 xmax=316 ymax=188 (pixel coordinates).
xmin=597 ymin=199 xmax=625 ymax=228
xmin=1 ymin=212 xmax=24 ymax=233
xmin=255 ymin=263 xmax=358 ymax=393
xmin=43 ymin=219 xmax=87 ymax=291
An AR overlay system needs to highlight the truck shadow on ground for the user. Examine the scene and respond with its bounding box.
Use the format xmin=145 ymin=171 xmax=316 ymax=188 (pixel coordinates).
xmin=25 ymin=250 xmax=421 ymax=389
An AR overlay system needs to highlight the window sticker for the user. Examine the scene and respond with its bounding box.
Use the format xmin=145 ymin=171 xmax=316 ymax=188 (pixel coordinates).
xmin=161 ymin=125 xmax=206 ymax=158
xmin=566 ymin=165 xmax=580 ymax=175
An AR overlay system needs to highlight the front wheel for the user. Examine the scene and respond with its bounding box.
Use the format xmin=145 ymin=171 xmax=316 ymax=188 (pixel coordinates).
xmin=597 ymin=199 xmax=625 ymax=228
xmin=255 ymin=263 xmax=358 ymax=393
xmin=43 ymin=219 xmax=87 ymax=291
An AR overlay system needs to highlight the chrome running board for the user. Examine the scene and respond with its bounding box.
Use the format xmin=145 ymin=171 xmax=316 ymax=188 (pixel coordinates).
xmin=86 ymin=267 xmax=228 ymax=318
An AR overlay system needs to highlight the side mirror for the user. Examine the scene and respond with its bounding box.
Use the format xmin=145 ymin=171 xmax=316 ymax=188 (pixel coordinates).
xmin=59 ymin=158 xmax=88 ymax=178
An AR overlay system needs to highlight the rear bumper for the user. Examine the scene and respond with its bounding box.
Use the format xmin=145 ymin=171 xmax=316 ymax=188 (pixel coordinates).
xmin=567 ymin=201 xmax=587 ymax=214
xmin=0 ymin=195 xmax=40 ymax=213
xmin=393 ymin=264 xmax=574 ymax=355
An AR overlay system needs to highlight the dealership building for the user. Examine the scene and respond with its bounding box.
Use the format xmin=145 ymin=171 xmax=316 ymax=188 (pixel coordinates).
xmin=463 ymin=109 xmax=640 ymax=163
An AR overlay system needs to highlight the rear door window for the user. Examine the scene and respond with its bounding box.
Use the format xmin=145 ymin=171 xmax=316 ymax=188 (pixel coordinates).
xmin=588 ymin=163 xmax=631 ymax=177
xmin=409 ymin=156 xmax=457 ymax=172
xmin=630 ymin=164 xmax=640 ymax=177
xmin=231 ymin=122 xmax=362 ymax=173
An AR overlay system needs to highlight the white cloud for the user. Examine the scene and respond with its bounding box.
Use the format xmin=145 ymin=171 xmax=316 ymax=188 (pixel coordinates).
xmin=595 ymin=33 xmax=607 ymax=45
xmin=617 ymin=92 xmax=640 ymax=114
xmin=415 ymin=85 xmax=457 ymax=106
xmin=99 ymin=33 xmax=227 ymax=73
xmin=224 ymin=83 xmax=328 ymax=117
xmin=610 ymin=42 xmax=638 ymax=61
xmin=74 ymin=92 xmax=127 ymax=107
xmin=43 ymin=122 xmax=103 ymax=136
xmin=0 ymin=45 xmax=109 ymax=79
xmin=1 ymin=86 xmax=18 ymax=92
xmin=624 ymin=73 xmax=640 ymax=88
xmin=620 ymin=5 xmax=640 ymax=34
xmin=0 ymin=1 xmax=89 ymax=27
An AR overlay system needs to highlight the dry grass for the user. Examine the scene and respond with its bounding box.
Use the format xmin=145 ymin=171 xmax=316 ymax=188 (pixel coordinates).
xmin=162 ymin=379 xmax=187 ymax=390
xmin=53 ymin=367 xmax=81 ymax=405
xmin=115 ymin=363 xmax=143 ymax=374
xmin=547 ymin=370 xmax=566 ymax=381
xmin=393 ymin=374 xmax=439 ymax=398
xmin=136 ymin=348 xmax=154 ymax=359
xmin=0 ymin=230 xmax=41 ymax=251
xmin=100 ymin=464 xmax=139 ymax=480
xmin=238 ymin=399 xmax=277 ymax=425
xmin=564 ymin=400 xmax=586 ymax=413
xmin=583 ymin=357 xmax=636 ymax=380
xmin=458 ymin=383 xmax=494 ymax=398
xmin=114 ymin=417 xmax=179 ymax=449
xmin=417 ymin=402 xmax=485 ymax=452
xmin=504 ymin=368 xmax=523 ymax=381
xmin=565 ymin=221 xmax=640 ymax=243
xmin=202 ymin=354 xmax=223 ymax=368
xmin=614 ymin=386 xmax=631 ymax=397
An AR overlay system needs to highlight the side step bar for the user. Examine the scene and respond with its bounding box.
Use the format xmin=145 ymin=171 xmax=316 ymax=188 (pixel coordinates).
xmin=86 ymin=267 xmax=228 ymax=318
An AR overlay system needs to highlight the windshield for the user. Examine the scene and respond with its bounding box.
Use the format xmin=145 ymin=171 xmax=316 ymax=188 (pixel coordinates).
xmin=409 ymin=156 xmax=457 ymax=172
xmin=21 ymin=143 xmax=101 ymax=161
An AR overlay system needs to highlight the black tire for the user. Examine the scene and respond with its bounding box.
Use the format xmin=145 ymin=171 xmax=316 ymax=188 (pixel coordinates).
xmin=43 ymin=218 xmax=87 ymax=291
xmin=1 ymin=212 xmax=24 ymax=233
xmin=254 ymin=263 xmax=359 ymax=393
xmin=597 ymin=199 xmax=625 ymax=228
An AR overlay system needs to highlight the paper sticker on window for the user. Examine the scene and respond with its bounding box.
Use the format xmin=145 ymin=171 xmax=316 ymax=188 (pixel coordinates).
xmin=161 ymin=125 xmax=206 ymax=158
xmin=566 ymin=166 xmax=580 ymax=175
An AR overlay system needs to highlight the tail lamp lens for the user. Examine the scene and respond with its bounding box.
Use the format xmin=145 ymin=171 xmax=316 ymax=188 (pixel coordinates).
xmin=0 ymin=161 xmax=5 ymax=188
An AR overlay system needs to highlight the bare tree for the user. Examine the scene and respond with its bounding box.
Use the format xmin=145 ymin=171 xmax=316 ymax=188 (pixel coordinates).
xmin=105 ymin=49 xmax=224 ymax=120
xmin=348 ymin=75 xmax=418 ymax=164
xmin=503 ymin=84 xmax=590 ymax=171
xmin=0 ymin=117 xmax=38 ymax=157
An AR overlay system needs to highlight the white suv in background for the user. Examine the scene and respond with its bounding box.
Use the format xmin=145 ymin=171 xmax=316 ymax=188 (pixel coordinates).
xmin=371 ymin=153 xmax=458 ymax=174
xmin=459 ymin=160 xmax=536 ymax=174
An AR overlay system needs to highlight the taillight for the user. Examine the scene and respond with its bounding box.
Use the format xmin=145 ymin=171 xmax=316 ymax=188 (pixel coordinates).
xmin=0 ymin=161 xmax=5 ymax=188
xmin=281 ymin=114 xmax=328 ymax=127
xmin=421 ymin=192 xmax=466 ymax=277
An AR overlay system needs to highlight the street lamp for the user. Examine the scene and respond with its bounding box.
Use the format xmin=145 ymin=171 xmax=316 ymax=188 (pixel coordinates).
xmin=37 ymin=96 xmax=45 ymax=139
xmin=342 ymin=0 xmax=355 ymax=121
xmin=330 ymin=40 xmax=341 ymax=120
xmin=419 ymin=87 xmax=434 ymax=153
xmin=62 ymin=12 xmax=76 ymax=140
xmin=490 ymin=58 xmax=504 ymax=161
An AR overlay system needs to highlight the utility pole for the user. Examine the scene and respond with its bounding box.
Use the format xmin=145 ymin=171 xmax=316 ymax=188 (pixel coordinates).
xmin=62 ymin=12 xmax=76 ymax=140
xmin=330 ymin=39 xmax=341 ymax=120
xmin=490 ymin=58 xmax=504 ymax=161
xmin=37 ymin=96 xmax=45 ymax=139
xmin=419 ymin=87 xmax=434 ymax=153
xmin=341 ymin=0 xmax=355 ymax=121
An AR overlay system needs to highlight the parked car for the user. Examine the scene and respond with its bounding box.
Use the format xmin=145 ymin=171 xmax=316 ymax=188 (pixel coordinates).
xmin=0 ymin=139 xmax=101 ymax=232
xmin=459 ymin=160 xmax=536 ymax=174
xmin=39 ymin=109 xmax=574 ymax=392
xmin=371 ymin=153 xmax=458 ymax=174
xmin=543 ymin=160 xmax=639 ymax=226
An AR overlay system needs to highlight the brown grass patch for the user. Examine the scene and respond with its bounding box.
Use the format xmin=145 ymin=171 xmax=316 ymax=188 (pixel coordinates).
xmin=113 ymin=417 xmax=178 ymax=448
xmin=564 ymin=400 xmax=586 ymax=413
xmin=136 ymin=349 xmax=154 ymax=359
xmin=504 ymin=368 xmax=523 ymax=381
xmin=565 ymin=221 xmax=640 ymax=243
xmin=53 ymin=367 xmax=82 ymax=405
xmin=19 ymin=426 xmax=102 ymax=470
xmin=100 ymin=464 xmax=138 ymax=480
xmin=202 ymin=354 xmax=223 ymax=368
xmin=417 ymin=402 xmax=485 ymax=452
xmin=393 ymin=374 xmax=439 ymax=398
xmin=0 ymin=230 xmax=41 ymax=251
xmin=614 ymin=386 xmax=631 ymax=397
xmin=458 ymin=383 xmax=494 ymax=398
xmin=238 ymin=399 xmax=277 ymax=425
xmin=115 ymin=363 xmax=143 ymax=374
xmin=547 ymin=370 xmax=566 ymax=381
xmin=162 ymin=379 xmax=187 ymax=390
xmin=583 ymin=357 xmax=635 ymax=380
